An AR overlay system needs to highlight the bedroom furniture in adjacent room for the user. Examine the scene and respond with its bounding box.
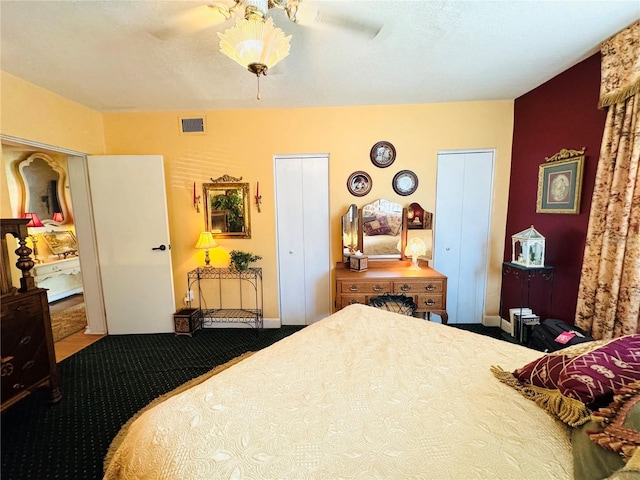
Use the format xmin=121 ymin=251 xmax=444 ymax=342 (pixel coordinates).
xmin=1 ymin=218 xmax=61 ymax=412
xmin=33 ymin=256 xmax=83 ymax=302
xmin=499 ymin=261 xmax=554 ymax=337
xmin=187 ymin=266 xmax=263 ymax=330
xmin=334 ymin=260 xmax=448 ymax=323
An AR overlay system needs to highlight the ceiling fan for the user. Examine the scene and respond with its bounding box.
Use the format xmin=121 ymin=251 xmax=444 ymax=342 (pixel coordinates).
xmin=165 ymin=0 xmax=382 ymax=38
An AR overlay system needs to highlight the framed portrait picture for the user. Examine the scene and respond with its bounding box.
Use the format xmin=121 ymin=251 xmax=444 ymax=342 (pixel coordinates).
xmin=536 ymin=149 xmax=585 ymax=214
xmin=347 ymin=171 xmax=372 ymax=197
xmin=370 ymin=141 xmax=396 ymax=168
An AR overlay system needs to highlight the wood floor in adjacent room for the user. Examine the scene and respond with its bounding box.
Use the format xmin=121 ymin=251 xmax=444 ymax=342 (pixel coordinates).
xmin=50 ymin=294 xmax=105 ymax=362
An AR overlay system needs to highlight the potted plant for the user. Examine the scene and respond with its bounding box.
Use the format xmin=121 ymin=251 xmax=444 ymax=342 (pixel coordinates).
xmin=229 ymin=250 xmax=262 ymax=271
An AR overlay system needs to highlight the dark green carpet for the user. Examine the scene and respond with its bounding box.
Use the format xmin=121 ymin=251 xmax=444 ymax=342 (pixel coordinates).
xmin=1 ymin=327 xmax=304 ymax=480
xmin=1 ymin=322 xmax=501 ymax=480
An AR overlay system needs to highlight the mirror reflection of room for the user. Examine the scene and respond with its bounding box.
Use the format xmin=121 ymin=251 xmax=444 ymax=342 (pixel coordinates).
xmin=341 ymin=204 xmax=358 ymax=261
xmin=203 ymin=175 xmax=251 ymax=239
xmin=406 ymin=202 xmax=434 ymax=262
xmin=360 ymin=199 xmax=404 ymax=258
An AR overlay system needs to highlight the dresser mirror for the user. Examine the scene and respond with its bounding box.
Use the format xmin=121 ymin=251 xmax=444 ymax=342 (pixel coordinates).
xmin=203 ymin=175 xmax=251 ymax=239
xmin=341 ymin=204 xmax=358 ymax=261
xmin=17 ymin=153 xmax=69 ymax=224
xmin=406 ymin=202 xmax=434 ymax=260
xmin=358 ymin=198 xmax=407 ymax=260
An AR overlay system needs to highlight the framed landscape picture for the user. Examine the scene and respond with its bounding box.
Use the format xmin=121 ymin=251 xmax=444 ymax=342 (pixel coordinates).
xmin=536 ymin=148 xmax=585 ymax=214
xmin=41 ymin=230 xmax=78 ymax=257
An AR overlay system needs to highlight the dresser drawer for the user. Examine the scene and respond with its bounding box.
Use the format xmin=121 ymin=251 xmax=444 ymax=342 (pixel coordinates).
xmin=415 ymin=294 xmax=444 ymax=310
xmin=393 ymin=280 xmax=444 ymax=294
xmin=339 ymin=281 xmax=392 ymax=294
xmin=336 ymin=294 xmax=370 ymax=309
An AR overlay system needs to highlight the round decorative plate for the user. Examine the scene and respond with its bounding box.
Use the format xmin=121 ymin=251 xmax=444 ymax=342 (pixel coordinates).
xmin=392 ymin=170 xmax=418 ymax=196
xmin=347 ymin=171 xmax=372 ymax=197
xmin=370 ymin=141 xmax=396 ymax=168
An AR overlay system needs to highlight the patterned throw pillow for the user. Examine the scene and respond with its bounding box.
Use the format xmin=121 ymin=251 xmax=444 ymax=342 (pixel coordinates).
xmin=384 ymin=214 xmax=403 ymax=236
xmin=363 ymin=216 xmax=392 ymax=236
xmin=492 ymin=335 xmax=640 ymax=427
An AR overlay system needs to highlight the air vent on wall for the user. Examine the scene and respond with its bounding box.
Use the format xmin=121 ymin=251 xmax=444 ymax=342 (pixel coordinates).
xmin=179 ymin=116 xmax=206 ymax=134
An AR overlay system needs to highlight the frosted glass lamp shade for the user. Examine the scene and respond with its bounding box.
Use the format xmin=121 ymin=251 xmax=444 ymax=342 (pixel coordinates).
xmin=405 ymin=238 xmax=427 ymax=270
xmin=218 ymin=17 xmax=291 ymax=73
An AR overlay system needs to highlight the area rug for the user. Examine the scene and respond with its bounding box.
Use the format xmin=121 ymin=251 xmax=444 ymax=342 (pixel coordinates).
xmin=50 ymin=303 xmax=87 ymax=342
xmin=103 ymin=350 xmax=255 ymax=472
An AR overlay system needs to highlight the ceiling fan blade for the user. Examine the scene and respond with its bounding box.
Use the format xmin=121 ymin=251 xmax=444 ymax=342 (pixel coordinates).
xmin=151 ymin=3 xmax=233 ymax=40
xmin=312 ymin=10 xmax=382 ymax=38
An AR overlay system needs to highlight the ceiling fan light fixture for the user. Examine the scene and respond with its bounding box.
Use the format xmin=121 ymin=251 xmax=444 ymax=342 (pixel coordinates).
xmin=218 ymin=17 xmax=291 ymax=71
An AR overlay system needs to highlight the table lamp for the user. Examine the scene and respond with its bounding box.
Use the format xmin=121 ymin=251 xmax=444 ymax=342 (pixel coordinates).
xmin=195 ymin=231 xmax=218 ymax=267
xmin=405 ymin=237 xmax=427 ymax=270
xmin=23 ymin=212 xmax=44 ymax=263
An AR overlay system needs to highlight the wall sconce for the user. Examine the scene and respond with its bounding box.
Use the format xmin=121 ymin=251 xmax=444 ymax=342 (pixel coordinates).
xmin=193 ymin=182 xmax=201 ymax=213
xmin=23 ymin=212 xmax=44 ymax=263
xmin=405 ymin=237 xmax=427 ymax=270
xmin=195 ymin=231 xmax=218 ymax=267
xmin=255 ymin=181 xmax=262 ymax=213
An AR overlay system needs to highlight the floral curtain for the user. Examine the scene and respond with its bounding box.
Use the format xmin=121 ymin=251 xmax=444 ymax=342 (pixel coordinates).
xmin=575 ymin=20 xmax=640 ymax=339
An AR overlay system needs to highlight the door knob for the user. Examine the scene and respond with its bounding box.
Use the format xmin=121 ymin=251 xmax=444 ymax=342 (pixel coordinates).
xmin=152 ymin=245 xmax=167 ymax=251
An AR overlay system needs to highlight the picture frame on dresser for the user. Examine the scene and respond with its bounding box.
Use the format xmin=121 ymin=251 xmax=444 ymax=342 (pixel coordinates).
xmin=41 ymin=230 xmax=78 ymax=257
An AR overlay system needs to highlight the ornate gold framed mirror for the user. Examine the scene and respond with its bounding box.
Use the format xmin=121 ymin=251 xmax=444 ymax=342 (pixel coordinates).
xmin=17 ymin=152 xmax=69 ymax=224
xmin=203 ymin=175 xmax=251 ymax=239
xmin=358 ymin=198 xmax=407 ymax=260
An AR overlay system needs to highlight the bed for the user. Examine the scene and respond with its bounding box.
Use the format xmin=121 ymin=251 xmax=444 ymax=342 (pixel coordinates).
xmin=103 ymin=304 xmax=639 ymax=479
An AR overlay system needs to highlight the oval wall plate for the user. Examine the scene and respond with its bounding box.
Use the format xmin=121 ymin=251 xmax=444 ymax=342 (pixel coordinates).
xmin=392 ymin=170 xmax=418 ymax=196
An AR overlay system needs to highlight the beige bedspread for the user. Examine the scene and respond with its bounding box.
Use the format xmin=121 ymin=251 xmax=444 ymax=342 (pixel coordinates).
xmin=104 ymin=304 xmax=573 ymax=479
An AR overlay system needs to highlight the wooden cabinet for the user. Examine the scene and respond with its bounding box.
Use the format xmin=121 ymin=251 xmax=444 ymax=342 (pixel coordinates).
xmin=334 ymin=261 xmax=448 ymax=324
xmin=1 ymin=218 xmax=62 ymax=412
xmin=1 ymin=288 xmax=61 ymax=411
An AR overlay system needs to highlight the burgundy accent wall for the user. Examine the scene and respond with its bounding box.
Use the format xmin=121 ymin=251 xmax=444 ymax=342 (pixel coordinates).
xmin=503 ymin=53 xmax=606 ymax=325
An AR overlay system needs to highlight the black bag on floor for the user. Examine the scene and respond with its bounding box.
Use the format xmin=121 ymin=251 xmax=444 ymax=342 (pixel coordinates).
xmin=528 ymin=318 xmax=594 ymax=352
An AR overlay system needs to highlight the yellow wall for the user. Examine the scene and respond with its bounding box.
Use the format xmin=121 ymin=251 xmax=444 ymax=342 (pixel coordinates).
xmin=0 ymin=72 xmax=105 ymax=154
xmin=1 ymin=71 xmax=514 ymax=322
xmin=103 ymin=103 xmax=514 ymax=319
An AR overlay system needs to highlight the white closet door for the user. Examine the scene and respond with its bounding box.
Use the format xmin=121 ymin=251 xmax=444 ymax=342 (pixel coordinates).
xmin=434 ymin=150 xmax=494 ymax=324
xmin=275 ymin=155 xmax=330 ymax=325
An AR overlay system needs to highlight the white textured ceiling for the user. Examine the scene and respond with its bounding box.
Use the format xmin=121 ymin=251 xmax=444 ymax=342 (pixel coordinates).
xmin=1 ymin=1 xmax=638 ymax=113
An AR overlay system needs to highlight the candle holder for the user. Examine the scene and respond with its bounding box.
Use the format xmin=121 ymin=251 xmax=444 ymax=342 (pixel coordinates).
xmin=255 ymin=181 xmax=262 ymax=213
xmin=194 ymin=195 xmax=201 ymax=213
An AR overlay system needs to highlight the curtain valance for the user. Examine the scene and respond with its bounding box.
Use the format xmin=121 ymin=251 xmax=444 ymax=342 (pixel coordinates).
xmin=599 ymin=20 xmax=640 ymax=108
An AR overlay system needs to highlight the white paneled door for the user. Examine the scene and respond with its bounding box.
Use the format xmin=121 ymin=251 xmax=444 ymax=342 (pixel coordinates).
xmin=275 ymin=155 xmax=330 ymax=325
xmin=87 ymin=155 xmax=175 ymax=334
xmin=434 ymin=150 xmax=494 ymax=324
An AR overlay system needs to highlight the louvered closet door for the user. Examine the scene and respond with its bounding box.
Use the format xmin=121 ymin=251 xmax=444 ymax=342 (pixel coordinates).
xmin=275 ymin=155 xmax=330 ymax=325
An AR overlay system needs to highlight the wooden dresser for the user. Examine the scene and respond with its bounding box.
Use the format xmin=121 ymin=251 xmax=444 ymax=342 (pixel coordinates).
xmin=1 ymin=219 xmax=62 ymax=412
xmin=334 ymin=261 xmax=448 ymax=324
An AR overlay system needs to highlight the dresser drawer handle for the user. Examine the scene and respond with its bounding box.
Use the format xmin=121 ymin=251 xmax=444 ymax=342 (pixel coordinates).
xmin=425 ymin=284 xmax=436 ymax=291
xmin=349 ymin=285 xmax=359 ymax=292
xmin=22 ymin=360 xmax=35 ymax=370
xmin=13 ymin=383 xmax=25 ymax=390
xmin=19 ymin=336 xmax=31 ymax=346
xmin=373 ymin=285 xmax=383 ymax=292
xmin=424 ymin=299 xmax=436 ymax=306
xmin=348 ymin=299 xmax=361 ymax=305
xmin=1 ymin=363 xmax=14 ymax=377
xmin=400 ymin=284 xmax=411 ymax=292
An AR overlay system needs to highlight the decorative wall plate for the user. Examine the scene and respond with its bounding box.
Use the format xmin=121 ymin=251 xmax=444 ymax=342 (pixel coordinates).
xmin=370 ymin=141 xmax=396 ymax=168
xmin=347 ymin=171 xmax=372 ymax=197
xmin=392 ymin=170 xmax=418 ymax=196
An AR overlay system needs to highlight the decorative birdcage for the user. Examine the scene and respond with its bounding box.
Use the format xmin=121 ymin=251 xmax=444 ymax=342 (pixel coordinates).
xmin=511 ymin=225 xmax=545 ymax=267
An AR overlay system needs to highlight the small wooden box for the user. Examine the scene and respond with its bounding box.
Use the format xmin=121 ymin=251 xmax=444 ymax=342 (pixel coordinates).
xmin=349 ymin=255 xmax=368 ymax=272
xmin=173 ymin=308 xmax=202 ymax=336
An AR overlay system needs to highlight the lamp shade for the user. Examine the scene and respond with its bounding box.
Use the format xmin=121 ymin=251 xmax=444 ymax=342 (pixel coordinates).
xmin=195 ymin=231 xmax=218 ymax=250
xmin=405 ymin=237 xmax=427 ymax=257
xmin=23 ymin=212 xmax=44 ymax=228
xmin=52 ymin=212 xmax=64 ymax=223
xmin=218 ymin=17 xmax=291 ymax=72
